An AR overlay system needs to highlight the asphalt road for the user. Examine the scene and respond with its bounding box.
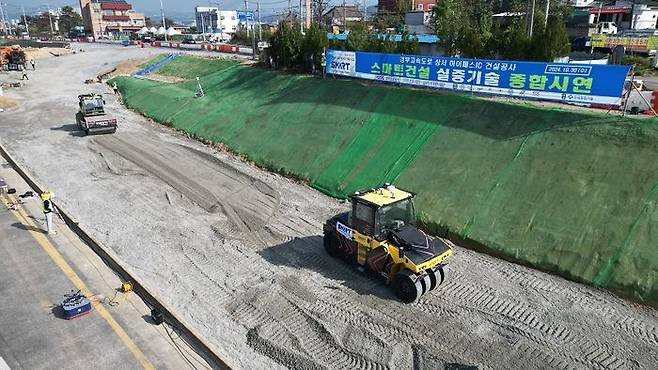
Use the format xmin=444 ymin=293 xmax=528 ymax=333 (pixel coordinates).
xmin=0 ymin=157 xmax=211 ymax=370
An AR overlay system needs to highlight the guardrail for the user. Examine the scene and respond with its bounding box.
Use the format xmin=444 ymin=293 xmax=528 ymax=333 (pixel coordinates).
xmin=0 ymin=143 xmax=232 ymax=370
xmin=93 ymin=39 xmax=254 ymax=56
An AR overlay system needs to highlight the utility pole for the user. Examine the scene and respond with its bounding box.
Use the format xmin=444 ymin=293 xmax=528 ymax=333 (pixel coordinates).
xmin=544 ymin=0 xmax=550 ymax=27
xmin=306 ymin=0 xmax=311 ymax=29
xmin=201 ymin=10 xmax=207 ymax=42
xmin=246 ymin=0 xmax=256 ymax=60
xmin=0 ymin=2 xmax=7 ymax=37
xmin=257 ymin=1 xmax=261 ymax=41
xmin=46 ymin=3 xmax=55 ymax=37
xmin=527 ymin=0 xmax=535 ymax=37
xmin=343 ymin=0 xmax=346 ymax=31
xmin=245 ymin=0 xmax=249 ymax=37
xmin=22 ymin=5 xmax=30 ymax=38
xmin=160 ymin=0 xmax=168 ymax=41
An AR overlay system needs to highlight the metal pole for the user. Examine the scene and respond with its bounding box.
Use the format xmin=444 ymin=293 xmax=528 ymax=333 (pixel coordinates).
xmin=0 ymin=3 xmax=7 ymax=37
xmin=306 ymin=0 xmax=311 ymax=28
xmin=300 ymin=0 xmax=303 ymax=32
xmin=245 ymin=0 xmax=249 ymax=38
xmin=528 ymin=0 xmax=535 ymax=37
xmin=46 ymin=3 xmax=55 ymax=37
xmin=200 ymin=9 xmax=206 ymax=42
xmin=160 ymin=0 xmax=167 ymax=42
xmin=257 ymin=1 xmax=261 ymax=41
xmin=22 ymin=5 xmax=30 ymax=38
xmin=1 ymin=2 xmax=12 ymax=36
xmin=343 ymin=0 xmax=346 ymax=31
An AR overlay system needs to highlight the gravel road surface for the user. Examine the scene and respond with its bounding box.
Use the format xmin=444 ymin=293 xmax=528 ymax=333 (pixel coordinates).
xmin=0 ymin=43 xmax=656 ymax=369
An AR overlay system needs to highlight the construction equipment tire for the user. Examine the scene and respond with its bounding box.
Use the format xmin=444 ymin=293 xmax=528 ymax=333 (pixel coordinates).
xmin=393 ymin=269 xmax=422 ymax=303
xmin=427 ymin=267 xmax=443 ymax=291
xmin=323 ymin=231 xmax=340 ymax=258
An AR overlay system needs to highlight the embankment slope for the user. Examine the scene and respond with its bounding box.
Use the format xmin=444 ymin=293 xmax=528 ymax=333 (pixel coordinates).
xmin=113 ymin=56 xmax=658 ymax=306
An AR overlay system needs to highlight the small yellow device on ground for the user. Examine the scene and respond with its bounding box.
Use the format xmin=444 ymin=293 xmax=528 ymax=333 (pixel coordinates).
xmin=121 ymin=281 xmax=133 ymax=293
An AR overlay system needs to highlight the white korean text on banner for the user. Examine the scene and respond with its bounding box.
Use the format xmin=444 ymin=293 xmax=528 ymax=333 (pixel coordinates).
xmin=325 ymin=50 xmax=631 ymax=106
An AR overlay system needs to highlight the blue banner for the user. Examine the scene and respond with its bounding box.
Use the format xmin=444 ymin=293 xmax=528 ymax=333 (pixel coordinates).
xmin=325 ymin=50 xmax=631 ymax=106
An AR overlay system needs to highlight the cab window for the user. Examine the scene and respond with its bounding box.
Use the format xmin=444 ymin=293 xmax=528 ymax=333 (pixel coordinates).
xmin=352 ymin=201 xmax=375 ymax=235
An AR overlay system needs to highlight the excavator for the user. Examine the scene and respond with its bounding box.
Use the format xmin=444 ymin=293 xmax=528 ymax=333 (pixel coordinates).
xmin=0 ymin=45 xmax=26 ymax=71
xmin=323 ymin=184 xmax=454 ymax=303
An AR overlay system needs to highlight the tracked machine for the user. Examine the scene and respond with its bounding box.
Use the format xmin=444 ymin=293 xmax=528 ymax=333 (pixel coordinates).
xmin=76 ymin=94 xmax=117 ymax=135
xmin=323 ymin=185 xmax=454 ymax=303
xmin=0 ymin=46 xmax=26 ymax=71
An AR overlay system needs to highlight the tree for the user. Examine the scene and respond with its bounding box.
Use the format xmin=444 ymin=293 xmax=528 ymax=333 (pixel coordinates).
xmin=396 ymin=31 xmax=419 ymax=54
xmin=268 ymin=21 xmax=304 ymax=69
xmin=312 ymin=0 xmax=330 ymax=25
xmin=371 ymin=11 xmax=398 ymax=31
xmin=303 ymin=23 xmax=327 ymax=72
xmin=58 ymin=6 xmax=83 ymax=35
xmin=396 ymin=0 xmax=413 ymax=14
xmin=431 ymin=0 xmax=571 ymax=61
xmin=430 ymin=0 xmax=465 ymax=56
xmin=24 ymin=13 xmax=54 ymax=35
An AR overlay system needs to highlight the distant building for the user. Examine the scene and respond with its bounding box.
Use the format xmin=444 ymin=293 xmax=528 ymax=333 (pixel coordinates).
xmin=404 ymin=11 xmax=432 ymax=34
xmin=194 ymin=6 xmax=239 ymax=35
xmin=323 ymin=5 xmax=363 ymax=28
xmin=571 ymin=0 xmax=596 ymax=7
xmin=79 ymin=0 xmax=146 ymax=39
xmin=588 ymin=1 xmax=658 ymax=31
xmin=195 ymin=6 xmax=218 ymax=33
xmin=379 ymin=0 xmax=436 ymax=13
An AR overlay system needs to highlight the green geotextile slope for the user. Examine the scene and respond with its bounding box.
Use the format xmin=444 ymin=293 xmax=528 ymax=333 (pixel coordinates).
xmin=154 ymin=56 xmax=240 ymax=79
xmin=112 ymin=58 xmax=658 ymax=306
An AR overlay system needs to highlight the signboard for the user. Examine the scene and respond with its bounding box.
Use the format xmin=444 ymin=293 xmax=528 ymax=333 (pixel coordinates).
xmin=336 ymin=222 xmax=353 ymax=240
xmin=591 ymin=34 xmax=658 ymax=51
xmin=237 ymin=10 xmax=255 ymax=21
xmin=325 ymin=49 xmax=631 ymax=106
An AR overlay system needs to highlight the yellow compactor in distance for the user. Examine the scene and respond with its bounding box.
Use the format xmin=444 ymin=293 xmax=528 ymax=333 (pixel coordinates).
xmin=323 ymin=184 xmax=454 ymax=303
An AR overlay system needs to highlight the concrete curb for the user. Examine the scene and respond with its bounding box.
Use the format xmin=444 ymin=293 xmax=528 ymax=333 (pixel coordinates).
xmin=0 ymin=142 xmax=233 ymax=370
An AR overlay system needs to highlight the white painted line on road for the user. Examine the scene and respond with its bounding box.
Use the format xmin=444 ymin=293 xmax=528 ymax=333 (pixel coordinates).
xmin=0 ymin=355 xmax=10 ymax=370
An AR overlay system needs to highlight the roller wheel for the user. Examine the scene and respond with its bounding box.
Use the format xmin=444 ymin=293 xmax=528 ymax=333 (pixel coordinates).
xmin=427 ymin=266 xmax=445 ymax=292
xmin=393 ymin=269 xmax=422 ymax=304
xmin=323 ymin=231 xmax=340 ymax=258
xmin=419 ymin=273 xmax=432 ymax=295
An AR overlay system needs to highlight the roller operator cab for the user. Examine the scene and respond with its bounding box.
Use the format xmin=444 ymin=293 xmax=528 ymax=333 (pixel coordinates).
xmin=323 ymin=185 xmax=454 ymax=303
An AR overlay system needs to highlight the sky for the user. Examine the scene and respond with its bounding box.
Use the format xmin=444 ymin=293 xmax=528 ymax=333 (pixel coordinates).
xmin=2 ymin=0 xmax=373 ymax=20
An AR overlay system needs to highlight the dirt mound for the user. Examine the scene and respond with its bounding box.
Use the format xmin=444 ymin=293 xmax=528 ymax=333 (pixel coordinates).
xmin=24 ymin=47 xmax=72 ymax=60
xmin=0 ymin=96 xmax=18 ymax=109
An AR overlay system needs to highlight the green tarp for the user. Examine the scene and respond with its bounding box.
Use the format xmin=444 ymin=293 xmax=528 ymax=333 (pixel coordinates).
xmin=112 ymin=56 xmax=658 ymax=306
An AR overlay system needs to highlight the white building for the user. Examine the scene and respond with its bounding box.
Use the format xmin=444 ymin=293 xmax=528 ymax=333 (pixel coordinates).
xmin=588 ymin=1 xmax=658 ymax=31
xmin=571 ymin=0 xmax=595 ymax=8
xmin=195 ymin=6 xmax=239 ymax=35
xmin=217 ymin=10 xmax=239 ymax=34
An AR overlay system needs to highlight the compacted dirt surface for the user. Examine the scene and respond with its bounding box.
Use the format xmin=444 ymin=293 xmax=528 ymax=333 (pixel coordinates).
xmin=0 ymin=43 xmax=657 ymax=370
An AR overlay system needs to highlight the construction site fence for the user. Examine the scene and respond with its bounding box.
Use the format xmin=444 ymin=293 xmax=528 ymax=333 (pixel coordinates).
xmin=93 ymin=39 xmax=253 ymax=56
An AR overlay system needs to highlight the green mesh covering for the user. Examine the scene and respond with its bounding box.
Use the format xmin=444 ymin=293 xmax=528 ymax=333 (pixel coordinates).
xmin=112 ymin=56 xmax=658 ymax=306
